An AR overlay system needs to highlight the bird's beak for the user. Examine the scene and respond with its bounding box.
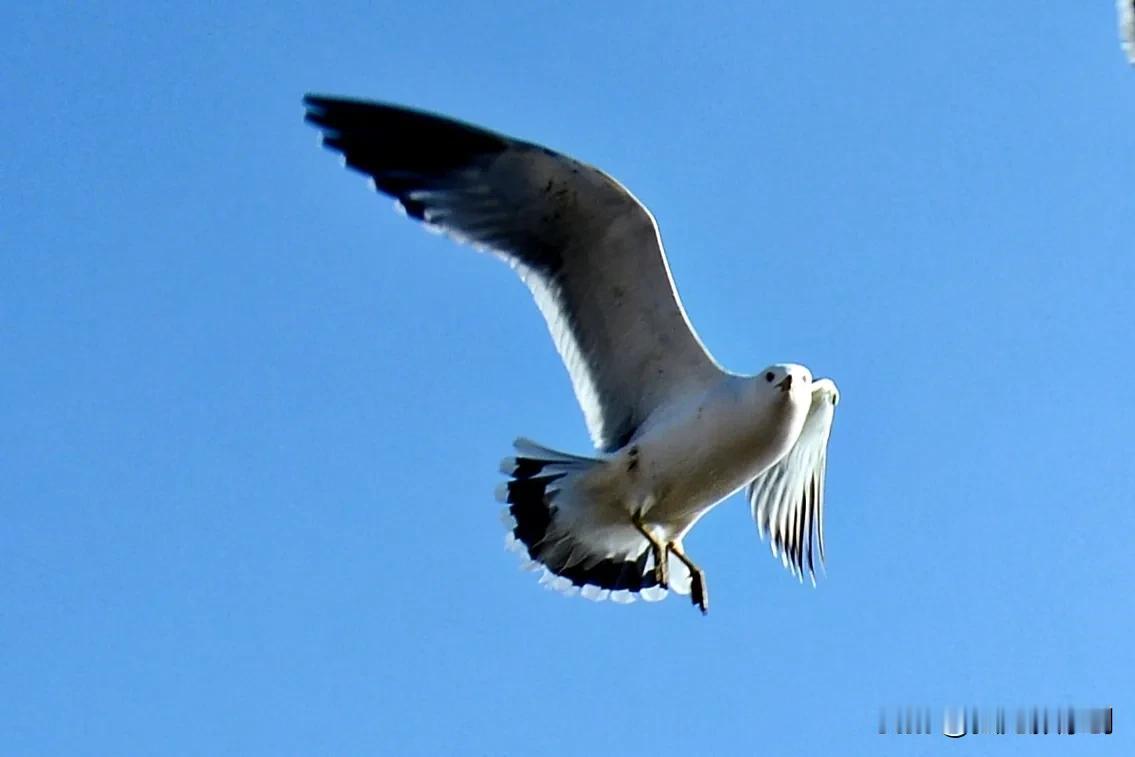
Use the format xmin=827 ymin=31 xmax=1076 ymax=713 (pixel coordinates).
xmin=776 ymin=375 xmax=793 ymax=392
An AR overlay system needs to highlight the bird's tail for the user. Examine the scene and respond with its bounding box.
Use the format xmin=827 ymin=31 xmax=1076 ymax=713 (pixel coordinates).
xmin=496 ymin=438 xmax=670 ymax=603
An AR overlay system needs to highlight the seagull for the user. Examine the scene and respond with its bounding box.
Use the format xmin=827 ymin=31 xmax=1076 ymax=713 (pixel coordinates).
xmin=1120 ymin=0 xmax=1135 ymax=64
xmin=303 ymin=95 xmax=840 ymax=614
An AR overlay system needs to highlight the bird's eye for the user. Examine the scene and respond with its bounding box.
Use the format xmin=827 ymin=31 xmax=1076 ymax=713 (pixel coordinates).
xmin=765 ymin=371 xmax=775 ymax=382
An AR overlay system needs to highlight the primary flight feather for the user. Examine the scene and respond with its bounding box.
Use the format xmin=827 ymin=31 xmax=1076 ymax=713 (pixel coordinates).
xmin=303 ymin=95 xmax=839 ymax=613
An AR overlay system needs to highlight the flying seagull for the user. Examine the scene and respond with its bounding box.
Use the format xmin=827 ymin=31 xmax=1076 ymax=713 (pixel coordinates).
xmin=303 ymin=95 xmax=840 ymax=613
xmin=1121 ymin=0 xmax=1135 ymax=64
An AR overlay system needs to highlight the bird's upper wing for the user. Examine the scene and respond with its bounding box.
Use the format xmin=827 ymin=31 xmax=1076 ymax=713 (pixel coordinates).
xmin=1121 ymin=0 xmax=1135 ymax=64
xmin=747 ymin=379 xmax=839 ymax=584
xmin=304 ymin=95 xmax=724 ymax=452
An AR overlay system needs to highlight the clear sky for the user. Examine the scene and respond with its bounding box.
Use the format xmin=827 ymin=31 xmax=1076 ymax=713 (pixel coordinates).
xmin=3 ymin=3 xmax=1133 ymax=755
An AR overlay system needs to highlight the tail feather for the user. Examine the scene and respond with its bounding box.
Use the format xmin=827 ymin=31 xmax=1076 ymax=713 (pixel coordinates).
xmin=497 ymin=438 xmax=664 ymax=601
xmin=512 ymin=437 xmax=595 ymax=463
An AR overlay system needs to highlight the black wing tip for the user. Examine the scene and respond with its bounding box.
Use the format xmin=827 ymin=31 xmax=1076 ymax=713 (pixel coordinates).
xmin=301 ymin=93 xmax=507 ymax=141
xmin=300 ymin=92 xmax=511 ymax=183
xmin=301 ymin=94 xmax=346 ymax=149
xmin=301 ymin=93 xmax=384 ymax=132
xmin=301 ymin=93 xmax=344 ymax=125
xmin=302 ymin=92 xmax=372 ymax=110
xmin=302 ymin=93 xmax=392 ymax=121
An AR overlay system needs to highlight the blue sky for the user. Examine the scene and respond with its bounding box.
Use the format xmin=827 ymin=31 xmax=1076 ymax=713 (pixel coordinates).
xmin=3 ymin=3 xmax=1133 ymax=755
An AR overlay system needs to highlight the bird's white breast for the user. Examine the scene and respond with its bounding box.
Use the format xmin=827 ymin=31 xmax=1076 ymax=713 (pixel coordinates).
xmin=621 ymin=375 xmax=811 ymax=533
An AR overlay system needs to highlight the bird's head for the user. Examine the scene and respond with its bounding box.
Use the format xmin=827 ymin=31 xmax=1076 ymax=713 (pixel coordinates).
xmin=756 ymin=363 xmax=813 ymax=397
xmin=741 ymin=363 xmax=814 ymax=453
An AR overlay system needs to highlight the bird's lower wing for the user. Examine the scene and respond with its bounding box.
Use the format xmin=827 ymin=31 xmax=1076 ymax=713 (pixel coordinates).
xmin=747 ymin=379 xmax=838 ymax=584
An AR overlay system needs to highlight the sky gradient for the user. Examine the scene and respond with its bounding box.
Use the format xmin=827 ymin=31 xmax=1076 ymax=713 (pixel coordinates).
xmin=3 ymin=3 xmax=1133 ymax=755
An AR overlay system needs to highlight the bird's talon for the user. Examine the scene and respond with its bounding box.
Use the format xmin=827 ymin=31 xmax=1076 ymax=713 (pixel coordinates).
xmin=668 ymin=541 xmax=708 ymax=615
xmin=691 ymin=576 xmax=709 ymax=615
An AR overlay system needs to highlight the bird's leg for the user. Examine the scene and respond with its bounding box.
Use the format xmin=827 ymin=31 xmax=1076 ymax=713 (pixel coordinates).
xmin=668 ymin=542 xmax=709 ymax=615
xmin=632 ymin=516 xmax=669 ymax=588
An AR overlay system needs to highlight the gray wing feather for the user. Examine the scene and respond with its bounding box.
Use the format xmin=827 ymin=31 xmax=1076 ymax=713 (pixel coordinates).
xmin=304 ymin=96 xmax=723 ymax=451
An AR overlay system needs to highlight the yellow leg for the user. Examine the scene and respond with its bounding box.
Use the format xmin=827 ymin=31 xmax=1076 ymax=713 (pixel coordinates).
xmin=632 ymin=517 xmax=669 ymax=588
xmin=668 ymin=542 xmax=709 ymax=615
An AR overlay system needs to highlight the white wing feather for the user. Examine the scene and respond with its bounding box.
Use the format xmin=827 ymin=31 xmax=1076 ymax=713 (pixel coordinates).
xmin=748 ymin=379 xmax=838 ymax=584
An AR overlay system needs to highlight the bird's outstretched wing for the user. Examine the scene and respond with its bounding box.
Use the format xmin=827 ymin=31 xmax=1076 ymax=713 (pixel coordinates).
xmin=1121 ymin=0 xmax=1135 ymax=64
xmin=303 ymin=95 xmax=724 ymax=451
xmin=747 ymin=379 xmax=839 ymax=584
